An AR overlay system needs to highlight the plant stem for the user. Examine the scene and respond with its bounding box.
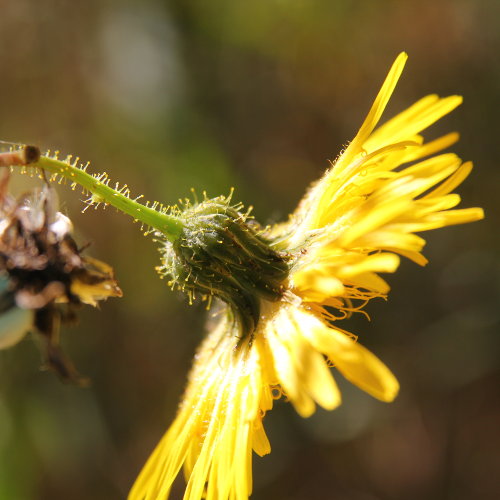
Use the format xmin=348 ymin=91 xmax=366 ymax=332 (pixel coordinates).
xmin=34 ymin=155 xmax=183 ymax=242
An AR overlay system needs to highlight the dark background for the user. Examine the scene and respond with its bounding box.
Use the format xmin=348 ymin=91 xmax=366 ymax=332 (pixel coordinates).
xmin=0 ymin=1 xmax=498 ymax=499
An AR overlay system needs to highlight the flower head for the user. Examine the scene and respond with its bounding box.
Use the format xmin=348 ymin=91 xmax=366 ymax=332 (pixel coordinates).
xmin=128 ymin=53 xmax=484 ymax=499
xmin=4 ymin=53 xmax=483 ymax=499
xmin=0 ymin=170 xmax=122 ymax=382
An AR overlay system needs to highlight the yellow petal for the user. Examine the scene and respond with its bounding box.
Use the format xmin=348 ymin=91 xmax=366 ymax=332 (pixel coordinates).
xmin=252 ymin=419 xmax=271 ymax=457
xmin=129 ymin=319 xmax=265 ymax=500
xmin=263 ymin=305 xmax=342 ymax=417
xmin=301 ymin=347 xmax=342 ymax=411
xmin=425 ymin=161 xmax=473 ymax=198
xmin=326 ymin=330 xmax=399 ymax=402
xmin=347 ymin=272 xmax=392 ymax=295
xmin=365 ymin=95 xmax=462 ymax=152
xmin=345 ymin=52 xmax=408 ymax=161
xmin=402 ymin=132 xmax=459 ymax=162
xmin=337 ymin=253 xmax=400 ymax=278
xmin=300 ymin=314 xmax=399 ymax=402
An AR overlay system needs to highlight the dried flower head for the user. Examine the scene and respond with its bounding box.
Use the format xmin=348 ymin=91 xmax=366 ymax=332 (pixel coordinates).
xmin=0 ymin=169 xmax=122 ymax=383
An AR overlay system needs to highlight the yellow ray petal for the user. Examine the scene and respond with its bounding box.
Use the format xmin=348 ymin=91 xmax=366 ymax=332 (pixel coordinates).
xmin=365 ymin=95 xmax=462 ymax=152
xmin=129 ymin=319 xmax=266 ymax=500
xmin=336 ymin=253 xmax=400 ymax=279
xmin=290 ymin=308 xmax=399 ymax=402
xmin=263 ymin=304 xmax=342 ymax=417
xmin=343 ymin=52 xmax=409 ymax=164
xmin=328 ymin=329 xmax=400 ymax=402
xmin=402 ymin=132 xmax=460 ymax=162
xmin=424 ymin=161 xmax=474 ymax=198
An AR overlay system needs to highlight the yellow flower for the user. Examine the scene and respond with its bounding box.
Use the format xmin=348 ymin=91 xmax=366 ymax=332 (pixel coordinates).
xmin=129 ymin=52 xmax=483 ymax=500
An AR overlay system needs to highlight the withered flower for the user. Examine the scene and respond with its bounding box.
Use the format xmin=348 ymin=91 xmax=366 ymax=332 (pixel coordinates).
xmin=0 ymin=170 xmax=122 ymax=383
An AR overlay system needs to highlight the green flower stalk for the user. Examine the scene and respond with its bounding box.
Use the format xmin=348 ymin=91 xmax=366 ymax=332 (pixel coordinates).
xmin=36 ymin=153 xmax=183 ymax=241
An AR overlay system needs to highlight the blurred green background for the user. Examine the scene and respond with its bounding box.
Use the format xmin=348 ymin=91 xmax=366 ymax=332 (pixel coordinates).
xmin=0 ymin=0 xmax=499 ymax=499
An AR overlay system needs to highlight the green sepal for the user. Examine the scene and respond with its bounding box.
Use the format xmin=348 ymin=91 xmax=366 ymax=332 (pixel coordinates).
xmin=160 ymin=195 xmax=292 ymax=336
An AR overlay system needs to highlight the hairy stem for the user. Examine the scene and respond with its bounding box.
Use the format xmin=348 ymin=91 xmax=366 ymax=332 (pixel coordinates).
xmin=34 ymin=155 xmax=183 ymax=242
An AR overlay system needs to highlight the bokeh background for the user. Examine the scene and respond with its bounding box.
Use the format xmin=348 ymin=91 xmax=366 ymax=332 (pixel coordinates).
xmin=0 ymin=1 xmax=499 ymax=499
